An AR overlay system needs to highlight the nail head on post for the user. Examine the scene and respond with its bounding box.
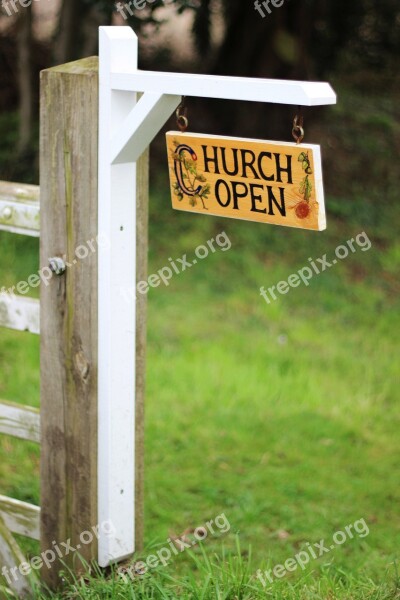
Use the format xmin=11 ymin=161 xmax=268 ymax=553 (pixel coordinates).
xmin=49 ymin=257 xmax=66 ymax=276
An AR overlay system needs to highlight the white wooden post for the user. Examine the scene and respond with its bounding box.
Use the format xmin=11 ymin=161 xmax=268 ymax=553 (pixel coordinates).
xmin=98 ymin=28 xmax=139 ymax=567
xmin=98 ymin=27 xmax=182 ymax=568
xmin=97 ymin=25 xmax=336 ymax=567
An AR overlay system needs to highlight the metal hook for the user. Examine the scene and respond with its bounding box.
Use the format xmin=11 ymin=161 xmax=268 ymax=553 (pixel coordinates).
xmin=292 ymin=109 xmax=304 ymax=144
xmin=176 ymin=96 xmax=189 ymax=132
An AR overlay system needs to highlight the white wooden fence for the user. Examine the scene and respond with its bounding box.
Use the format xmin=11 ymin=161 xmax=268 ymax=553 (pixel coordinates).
xmin=0 ymin=181 xmax=41 ymax=598
xmin=0 ymin=49 xmax=149 ymax=598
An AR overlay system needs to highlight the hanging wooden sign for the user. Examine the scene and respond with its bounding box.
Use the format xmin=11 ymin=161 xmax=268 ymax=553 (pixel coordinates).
xmin=166 ymin=132 xmax=326 ymax=231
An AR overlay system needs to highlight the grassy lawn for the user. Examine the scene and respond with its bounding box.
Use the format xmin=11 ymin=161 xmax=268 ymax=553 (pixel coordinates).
xmin=0 ymin=86 xmax=399 ymax=598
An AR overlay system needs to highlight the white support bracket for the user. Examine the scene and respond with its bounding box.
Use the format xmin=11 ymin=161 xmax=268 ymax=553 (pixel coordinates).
xmin=98 ymin=25 xmax=337 ymax=568
xmin=111 ymin=92 xmax=181 ymax=164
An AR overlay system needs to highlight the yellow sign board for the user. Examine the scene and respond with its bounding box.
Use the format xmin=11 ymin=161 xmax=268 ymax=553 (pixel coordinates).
xmin=166 ymin=132 xmax=326 ymax=231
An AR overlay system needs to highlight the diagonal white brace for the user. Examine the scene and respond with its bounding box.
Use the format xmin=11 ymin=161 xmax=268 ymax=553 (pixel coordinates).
xmin=111 ymin=92 xmax=182 ymax=164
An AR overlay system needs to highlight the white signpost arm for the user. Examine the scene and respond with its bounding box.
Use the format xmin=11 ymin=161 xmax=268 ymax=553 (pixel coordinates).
xmin=98 ymin=25 xmax=336 ymax=568
xmin=111 ymin=71 xmax=336 ymax=106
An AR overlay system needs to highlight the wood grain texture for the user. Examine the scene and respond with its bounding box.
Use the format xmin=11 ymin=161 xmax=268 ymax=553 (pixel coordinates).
xmin=0 ymin=400 xmax=40 ymax=443
xmin=167 ymin=132 xmax=326 ymax=231
xmin=0 ymin=180 xmax=40 ymax=237
xmin=0 ymin=495 xmax=40 ymax=541
xmin=40 ymin=57 xmax=99 ymax=587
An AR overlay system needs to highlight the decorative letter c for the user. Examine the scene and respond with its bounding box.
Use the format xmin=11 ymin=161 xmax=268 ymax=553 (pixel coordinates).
xmin=174 ymin=144 xmax=204 ymax=197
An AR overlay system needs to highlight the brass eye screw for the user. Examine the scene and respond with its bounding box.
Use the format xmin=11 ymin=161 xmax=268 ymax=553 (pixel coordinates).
xmin=292 ymin=113 xmax=304 ymax=144
xmin=176 ymin=97 xmax=188 ymax=132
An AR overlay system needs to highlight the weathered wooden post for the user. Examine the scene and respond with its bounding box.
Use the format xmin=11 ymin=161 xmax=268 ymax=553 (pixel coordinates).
xmin=40 ymin=55 xmax=148 ymax=586
xmin=40 ymin=57 xmax=101 ymax=587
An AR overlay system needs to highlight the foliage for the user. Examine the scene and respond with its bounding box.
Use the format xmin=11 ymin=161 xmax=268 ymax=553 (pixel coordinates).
xmin=298 ymin=151 xmax=313 ymax=203
xmin=171 ymin=140 xmax=211 ymax=209
xmin=27 ymin=545 xmax=400 ymax=599
xmin=164 ymin=0 xmax=400 ymax=77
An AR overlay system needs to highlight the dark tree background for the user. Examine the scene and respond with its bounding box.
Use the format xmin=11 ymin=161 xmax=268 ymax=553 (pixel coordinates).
xmin=0 ymin=0 xmax=399 ymax=178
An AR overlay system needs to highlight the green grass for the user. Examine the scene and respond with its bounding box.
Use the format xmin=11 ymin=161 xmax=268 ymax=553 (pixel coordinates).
xmin=28 ymin=541 xmax=400 ymax=599
xmin=0 ymin=84 xmax=399 ymax=598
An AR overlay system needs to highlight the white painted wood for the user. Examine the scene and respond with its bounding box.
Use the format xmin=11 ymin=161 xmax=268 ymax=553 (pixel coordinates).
xmin=0 ymin=400 xmax=40 ymax=443
xmin=0 ymin=296 xmax=40 ymax=334
xmin=98 ymin=24 xmax=337 ymax=568
xmin=311 ymin=144 xmax=326 ymax=230
xmin=111 ymin=71 xmax=336 ymax=106
xmin=0 ymin=181 xmax=40 ymax=237
xmin=111 ymin=92 xmax=181 ymax=164
xmin=0 ymin=514 xmax=38 ymax=598
xmin=0 ymin=496 xmax=40 ymax=541
xmin=98 ymin=26 xmax=139 ymax=568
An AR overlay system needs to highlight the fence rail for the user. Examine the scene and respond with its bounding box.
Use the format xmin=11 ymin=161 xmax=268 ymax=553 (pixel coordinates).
xmin=0 ymin=496 xmax=40 ymax=541
xmin=0 ymin=296 xmax=40 ymax=334
xmin=0 ymin=181 xmax=40 ymax=237
xmin=0 ymin=400 xmax=40 ymax=443
xmin=0 ymin=180 xmax=41 ymax=598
